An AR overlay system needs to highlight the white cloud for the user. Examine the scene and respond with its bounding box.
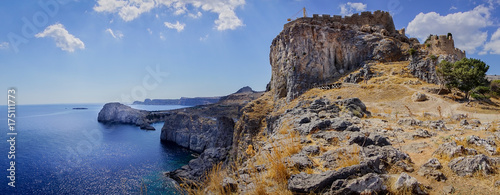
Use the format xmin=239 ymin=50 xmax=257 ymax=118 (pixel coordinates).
xmin=406 ymin=5 xmax=492 ymax=54
xmin=340 ymin=2 xmax=367 ymax=16
xmin=93 ymin=0 xmax=245 ymax=31
xmin=450 ymin=6 xmax=458 ymax=10
xmin=147 ymin=28 xmax=153 ymax=34
xmin=164 ymin=21 xmax=185 ymax=32
xmin=35 ymin=23 xmax=85 ymax=52
xmin=105 ymin=28 xmax=124 ymax=39
xmin=482 ymin=28 xmax=500 ymax=54
xmin=159 ymin=32 xmax=166 ymax=40
xmin=188 ymin=11 xmax=202 ymax=18
xmin=0 ymin=42 xmax=9 ymax=50
xmin=199 ymin=34 xmax=208 ymax=41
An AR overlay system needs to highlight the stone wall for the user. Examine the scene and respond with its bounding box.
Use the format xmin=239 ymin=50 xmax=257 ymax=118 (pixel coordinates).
xmin=426 ymin=35 xmax=466 ymax=59
xmin=285 ymin=10 xmax=396 ymax=34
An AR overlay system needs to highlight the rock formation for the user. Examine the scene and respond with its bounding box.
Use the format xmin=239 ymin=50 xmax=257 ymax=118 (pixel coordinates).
xmin=97 ymin=103 xmax=150 ymax=128
xmin=160 ymin=114 xmax=234 ymax=153
xmin=407 ymin=34 xmax=466 ymax=84
xmin=269 ymin=11 xmax=409 ymax=101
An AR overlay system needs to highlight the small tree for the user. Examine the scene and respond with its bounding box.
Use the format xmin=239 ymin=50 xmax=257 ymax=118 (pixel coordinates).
xmin=443 ymin=58 xmax=490 ymax=100
xmin=436 ymin=60 xmax=455 ymax=91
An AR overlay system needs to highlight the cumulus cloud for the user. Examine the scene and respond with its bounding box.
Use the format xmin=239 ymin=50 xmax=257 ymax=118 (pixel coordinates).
xmin=340 ymin=2 xmax=367 ymax=16
xmin=0 ymin=42 xmax=9 ymax=50
xmin=105 ymin=28 xmax=124 ymax=39
xmin=93 ymin=0 xmax=245 ymax=31
xmin=406 ymin=5 xmax=492 ymax=54
xmin=164 ymin=21 xmax=185 ymax=32
xmin=35 ymin=23 xmax=85 ymax=52
xmin=482 ymin=28 xmax=500 ymax=54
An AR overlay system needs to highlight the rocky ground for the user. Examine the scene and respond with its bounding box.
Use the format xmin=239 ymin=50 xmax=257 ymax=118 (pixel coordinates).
xmin=176 ymin=61 xmax=500 ymax=195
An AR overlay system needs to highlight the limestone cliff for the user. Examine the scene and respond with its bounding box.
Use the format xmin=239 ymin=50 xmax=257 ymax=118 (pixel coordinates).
xmin=160 ymin=114 xmax=234 ymax=153
xmin=269 ymin=11 xmax=409 ymax=102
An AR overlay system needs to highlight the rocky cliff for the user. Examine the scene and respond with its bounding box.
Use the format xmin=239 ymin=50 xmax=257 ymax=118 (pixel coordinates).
xmin=97 ymin=103 xmax=155 ymax=129
xmin=160 ymin=114 xmax=234 ymax=153
xmin=407 ymin=34 xmax=466 ymax=84
xmin=269 ymin=11 xmax=410 ymax=102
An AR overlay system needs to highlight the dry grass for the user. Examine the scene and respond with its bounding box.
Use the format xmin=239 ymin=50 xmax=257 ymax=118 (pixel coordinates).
xmin=176 ymin=162 xmax=237 ymax=195
xmin=335 ymin=145 xmax=361 ymax=170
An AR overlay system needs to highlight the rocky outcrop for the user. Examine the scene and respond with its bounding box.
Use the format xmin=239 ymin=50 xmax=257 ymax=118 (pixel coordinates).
xmin=269 ymin=11 xmax=408 ymax=101
xmin=448 ymin=154 xmax=496 ymax=176
xmin=160 ymin=114 xmax=234 ymax=153
xmin=408 ymin=54 xmax=463 ymax=84
xmin=97 ymin=103 xmax=156 ymax=129
xmin=407 ymin=35 xmax=466 ymax=85
xmin=166 ymin=147 xmax=229 ymax=184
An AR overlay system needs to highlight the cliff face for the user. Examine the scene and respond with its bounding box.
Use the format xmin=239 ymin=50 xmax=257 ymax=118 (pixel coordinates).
xmin=160 ymin=114 xmax=234 ymax=153
xmin=98 ymin=103 xmax=148 ymax=126
xmin=269 ymin=11 xmax=408 ymax=102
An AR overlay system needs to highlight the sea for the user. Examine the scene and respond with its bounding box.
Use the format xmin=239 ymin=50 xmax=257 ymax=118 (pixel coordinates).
xmin=0 ymin=104 xmax=195 ymax=194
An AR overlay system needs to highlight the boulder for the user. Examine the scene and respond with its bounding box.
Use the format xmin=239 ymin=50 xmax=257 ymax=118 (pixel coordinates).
xmin=302 ymin=145 xmax=320 ymax=156
xmin=448 ymin=154 xmax=495 ymax=176
xmin=412 ymin=129 xmax=434 ymax=139
xmin=466 ymin=135 xmax=497 ymax=155
xmin=288 ymin=157 xmax=382 ymax=193
xmin=348 ymin=133 xmax=392 ymax=147
xmin=433 ymin=142 xmax=467 ymax=158
xmin=417 ymin=158 xmax=446 ymax=181
xmin=328 ymin=173 xmax=388 ymax=194
xmin=393 ymin=172 xmax=427 ymax=195
xmin=412 ymin=92 xmax=428 ymax=102
xmin=288 ymin=153 xmax=313 ymax=170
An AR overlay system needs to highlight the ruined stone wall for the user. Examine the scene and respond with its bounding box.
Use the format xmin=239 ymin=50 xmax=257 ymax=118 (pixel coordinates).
xmin=285 ymin=10 xmax=396 ymax=34
xmin=427 ymin=35 xmax=466 ymax=59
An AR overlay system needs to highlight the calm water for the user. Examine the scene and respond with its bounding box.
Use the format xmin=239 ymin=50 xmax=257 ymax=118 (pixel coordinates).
xmin=0 ymin=104 xmax=194 ymax=194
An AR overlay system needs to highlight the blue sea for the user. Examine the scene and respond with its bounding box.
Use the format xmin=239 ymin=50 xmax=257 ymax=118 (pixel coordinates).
xmin=0 ymin=104 xmax=195 ymax=194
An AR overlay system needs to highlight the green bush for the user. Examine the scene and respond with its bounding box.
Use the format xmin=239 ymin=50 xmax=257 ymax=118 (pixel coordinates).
xmin=471 ymin=86 xmax=491 ymax=99
xmin=430 ymin=55 xmax=437 ymax=60
xmin=408 ymin=48 xmax=416 ymax=55
xmin=426 ymin=43 xmax=431 ymax=48
xmin=491 ymin=80 xmax=500 ymax=96
xmin=447 ymin=32 xmax=452 ymax=39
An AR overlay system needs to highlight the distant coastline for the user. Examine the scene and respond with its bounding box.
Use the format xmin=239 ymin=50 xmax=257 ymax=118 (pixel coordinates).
xmin=132 ymin=97 xmax=221 ymax=106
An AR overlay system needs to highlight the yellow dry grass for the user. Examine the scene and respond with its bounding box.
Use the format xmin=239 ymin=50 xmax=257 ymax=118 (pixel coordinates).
xmin=335 ymin=145 xmax=361 ymax=170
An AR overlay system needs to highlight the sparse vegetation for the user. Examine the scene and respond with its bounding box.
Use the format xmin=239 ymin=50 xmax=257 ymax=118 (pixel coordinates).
xmin=408 ymin=48 xmax=416 ymax=56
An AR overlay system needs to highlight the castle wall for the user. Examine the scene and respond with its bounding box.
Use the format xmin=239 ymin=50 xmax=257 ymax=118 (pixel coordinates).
xmin=285 ymin=10 xmax=396 ymax=34
xmin=427 ymin=35 xmax=466 ymax=59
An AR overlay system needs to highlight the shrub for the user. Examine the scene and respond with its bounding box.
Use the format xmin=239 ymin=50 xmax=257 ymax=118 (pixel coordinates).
xmin=408 ymin=48 xmax=416 ymax=56
xmin=426 ymin=43 xmax=431 ymax=48
xmin=430 ymin=55 xmax=437 ymax=60
xmin=491 ymin=80 xmax=500 ymax=96
xmin=447 ymin=32 xmax=453 ymax=39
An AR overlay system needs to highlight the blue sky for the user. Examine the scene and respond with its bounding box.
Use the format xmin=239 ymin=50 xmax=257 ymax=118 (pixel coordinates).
xmin=1 ymin=0 xmax=500 ymax=105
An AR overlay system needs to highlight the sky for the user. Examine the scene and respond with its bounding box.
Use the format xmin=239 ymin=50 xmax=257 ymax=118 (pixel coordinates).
xmin=1 ymin=0 xmax=500 ymax=105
